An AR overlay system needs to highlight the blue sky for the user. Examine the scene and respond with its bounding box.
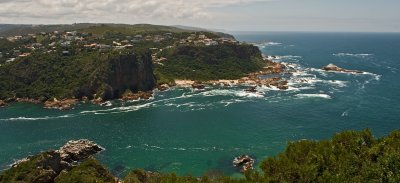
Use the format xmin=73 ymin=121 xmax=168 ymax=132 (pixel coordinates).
xmin=0 ymin=0 xmax=399 ymax=32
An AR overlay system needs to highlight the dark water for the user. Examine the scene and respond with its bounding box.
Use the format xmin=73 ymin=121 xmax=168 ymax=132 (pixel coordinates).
xmin=1 ymin=32 xmax=399 ymax=176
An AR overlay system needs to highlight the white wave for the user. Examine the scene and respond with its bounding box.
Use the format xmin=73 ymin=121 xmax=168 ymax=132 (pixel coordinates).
xmin=201 ymin=89 xmax=264 ymax=98
xmin=254 ymin=42 xmax=282 ymax=48
xmin=80 ymin=102 xmax=155 ymax=114
xmin=323 ymin=80 xmax=348 ymax=87
xmin=2 ymin=115 xmax=75 ymax=121
xmin=257 ymin=85 xmax=281 ymax=92
xmin=219 ymin=99 xmax=245 ymax=107
xmin=360 ymin=72 xmax=381 ymax=81
xmin=333 ymin=53 xmax=373 ymax=58
xmin=144 ymin=144 xmax=164 ymax=150
xmin=100 ymin=101 xmax=113 ymax=107
xmin=172 ymin=147 xmax=187 ymax=151
xmin=280 ymin=55 xmax=302 ymax=59
xmin=341 ymin=111 xmax=349 ymax=117
xmin=296 ymin=94 xmax=332 ymax=99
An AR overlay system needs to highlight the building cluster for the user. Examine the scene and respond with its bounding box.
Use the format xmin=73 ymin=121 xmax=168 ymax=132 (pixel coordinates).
xmin=1 ymin=30 xmax=239 ymax=66
xmin=179 ymin=33 xmax=238 ymax=46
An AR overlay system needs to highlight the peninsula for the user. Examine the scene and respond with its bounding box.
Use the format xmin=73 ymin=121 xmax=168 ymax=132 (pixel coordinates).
xmin=0 ymin=24 xmax=286 ymax=110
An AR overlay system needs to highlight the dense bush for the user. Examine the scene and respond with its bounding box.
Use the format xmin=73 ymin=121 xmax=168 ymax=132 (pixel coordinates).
xmin=55 ymin=158 xmax=115 ymax=183
xmin=155 ymin=44 xmax=265 ymax=82
xmin=261 ymin=129 xmax=400 ymax=182
xmin=0 ymin=50 xmax=147 ymax=100
xmin=2 ymin=130 xmax=400 ymax=183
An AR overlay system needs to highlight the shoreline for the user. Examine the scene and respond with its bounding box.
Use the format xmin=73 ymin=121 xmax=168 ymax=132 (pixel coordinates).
xmin=0 ymin=59 xmax=296 ymax=110
xmin=0 ymin=59 xmax=366 ymax=111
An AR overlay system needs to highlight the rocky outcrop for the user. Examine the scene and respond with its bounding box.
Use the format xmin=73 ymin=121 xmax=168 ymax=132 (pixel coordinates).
xmin=57 ymin=139 xmax=104 ymax=163
xmin=122 ymin=91 xmax=153 ymax=101
xmin=323 ymin=64 xmax=363 ymax=74
xmin=4 ymin=140 xmax=105 ymax=183
xmin=245 ymin=86 xmax=257 ymax=93
xmin=157 ymin=84 xmax=170 ymax=91
xmin=233 ymin=155 xmax=255 ymax=173
xmin=263 ymin=60 xmax=286 ymax=74
xmin=192 ymin=83 xmax=206 ymax=90
xmin=44 ymin=98 xmax=79 ymax=110
xmin=0 ymin=100 xmax=6 ymax=107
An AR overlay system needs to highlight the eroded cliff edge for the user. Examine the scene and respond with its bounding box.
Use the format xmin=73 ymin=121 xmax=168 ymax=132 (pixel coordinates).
xmin=0 ymin=50 xmax=156 ymax=108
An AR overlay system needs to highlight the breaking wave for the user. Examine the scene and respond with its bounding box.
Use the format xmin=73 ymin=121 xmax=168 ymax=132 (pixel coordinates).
xmin=296 ymin=94 xmax=332 ymax=99
xmin=1 ymin=115 xmax=75 ymax=121
xmin=333 ymin=53 xmax=374 ymax=58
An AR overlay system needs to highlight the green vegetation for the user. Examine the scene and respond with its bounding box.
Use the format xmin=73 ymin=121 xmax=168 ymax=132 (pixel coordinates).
xmin=2 ymin=130 xmax=400 ymax=183
xmin=155 ymin=44 xmax=265 ymax=83
xmin=0 ymin=152 xmax=63 ymax=183
xmin=261 ymin=129 xmax=400 ymax=182
xmin=0 ymin=50 xmax=153 ymax=101
xmin=55 ymin=158 xmax=115 ymax=183
xmin=0 ymin=24 xmax=265 ymax=102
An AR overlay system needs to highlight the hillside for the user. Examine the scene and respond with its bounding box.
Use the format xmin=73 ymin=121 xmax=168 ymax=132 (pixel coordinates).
xmin=0 ymin=23 xmax=231 ymax=37
xmin=155 ymin=44 xmax=264 ymax=82
xmin=1 ymin=130 xmax=399 ymax=182
xmin=0 ymin=23 xmax=265 ymax=107
xmin=0 ymin=50 xmax=155 ymax=102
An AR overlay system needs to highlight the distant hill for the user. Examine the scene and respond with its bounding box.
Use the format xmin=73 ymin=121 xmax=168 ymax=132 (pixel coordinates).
xmin=0 ymin=23 xmax=234 ymax=39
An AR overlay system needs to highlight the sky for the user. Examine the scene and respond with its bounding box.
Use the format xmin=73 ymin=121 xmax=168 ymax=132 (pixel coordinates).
xmin=0 ymin=0 xmax=399 ymax=32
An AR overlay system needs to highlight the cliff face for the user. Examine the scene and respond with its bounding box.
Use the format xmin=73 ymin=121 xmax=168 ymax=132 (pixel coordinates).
xmin=0 ymin=51 xmax=156 ymax=101
xmin=102 ymin=52 xmax=156 ymax=100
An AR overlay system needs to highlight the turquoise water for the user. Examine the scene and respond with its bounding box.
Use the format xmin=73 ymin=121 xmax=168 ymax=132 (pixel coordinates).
xmin=1 ymin=32 xmax=400 ymax=176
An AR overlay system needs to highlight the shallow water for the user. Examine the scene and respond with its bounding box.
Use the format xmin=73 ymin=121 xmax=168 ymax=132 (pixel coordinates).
xmin=1 ymin=32 xmax=399 ymax=176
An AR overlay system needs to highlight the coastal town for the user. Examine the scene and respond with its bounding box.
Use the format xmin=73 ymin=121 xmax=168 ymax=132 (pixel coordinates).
xmin=0 ymin=25 xmax=364 ymax=110
xmin=0 ymin=29 xmax=238 ymax=66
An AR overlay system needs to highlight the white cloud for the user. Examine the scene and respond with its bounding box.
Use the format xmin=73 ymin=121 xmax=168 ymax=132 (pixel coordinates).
xmin=0 ymin=0 xmax=269 ymax=24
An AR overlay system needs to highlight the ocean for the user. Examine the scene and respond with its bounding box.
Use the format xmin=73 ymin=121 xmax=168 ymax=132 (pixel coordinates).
xmin=0 ymin=32 xmax=399 ymax=177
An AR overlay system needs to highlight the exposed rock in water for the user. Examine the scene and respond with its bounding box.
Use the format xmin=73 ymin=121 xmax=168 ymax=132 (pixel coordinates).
xmin=0 ymin=100 xmax=6 ymax=107
xmin=323 ymin=64 xmax=364 ymax=74
xmin=192 ymin=83 xmax=206 ymax=90
xmin=44 ymin=98 xmax=79 ymax=110
xmin=91 ymin=97 xmax=104 ymax=105
xmin=264 ymin=60 xmax=286 ymax=74
xmin=233 ymin=155 xmax=255 ymax=173
xmin=245 ymin=86 xmax=257 ymax=93
xmin=157 ymin=84 xmax=170 ymax=91
xmin=57 ymin=139 xmax=104 ymax=163
xmin=122 ymin=91 xmax=153 ymax=101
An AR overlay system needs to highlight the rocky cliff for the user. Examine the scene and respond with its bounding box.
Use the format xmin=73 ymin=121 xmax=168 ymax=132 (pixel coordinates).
xmin=104 ymin=53 xmax=156 ymax=99
xmin=0 ymin=51 xmax=156 ymax=103
xmin=76 ymin=52 xmax=156 ymax=100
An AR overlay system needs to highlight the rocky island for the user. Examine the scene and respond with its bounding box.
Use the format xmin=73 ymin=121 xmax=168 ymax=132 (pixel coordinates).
xmin=322 ymin=63 xmax=364 ymax=74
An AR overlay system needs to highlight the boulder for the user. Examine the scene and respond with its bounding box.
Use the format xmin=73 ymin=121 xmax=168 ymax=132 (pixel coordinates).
xmin=157 ymin=84 xmax=170 ymax=91
xmin=0 ymin=100 xmax=6 ymax=107
xmin=245 ymin=86 xmax=257 ymax=93
xmin=233 ymin=155 xmax=255 ymax=173
xmin=57 ymin=139 xmax=104 ymax=163
xmin=91 ymin=98 xmax=103 ymax=105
